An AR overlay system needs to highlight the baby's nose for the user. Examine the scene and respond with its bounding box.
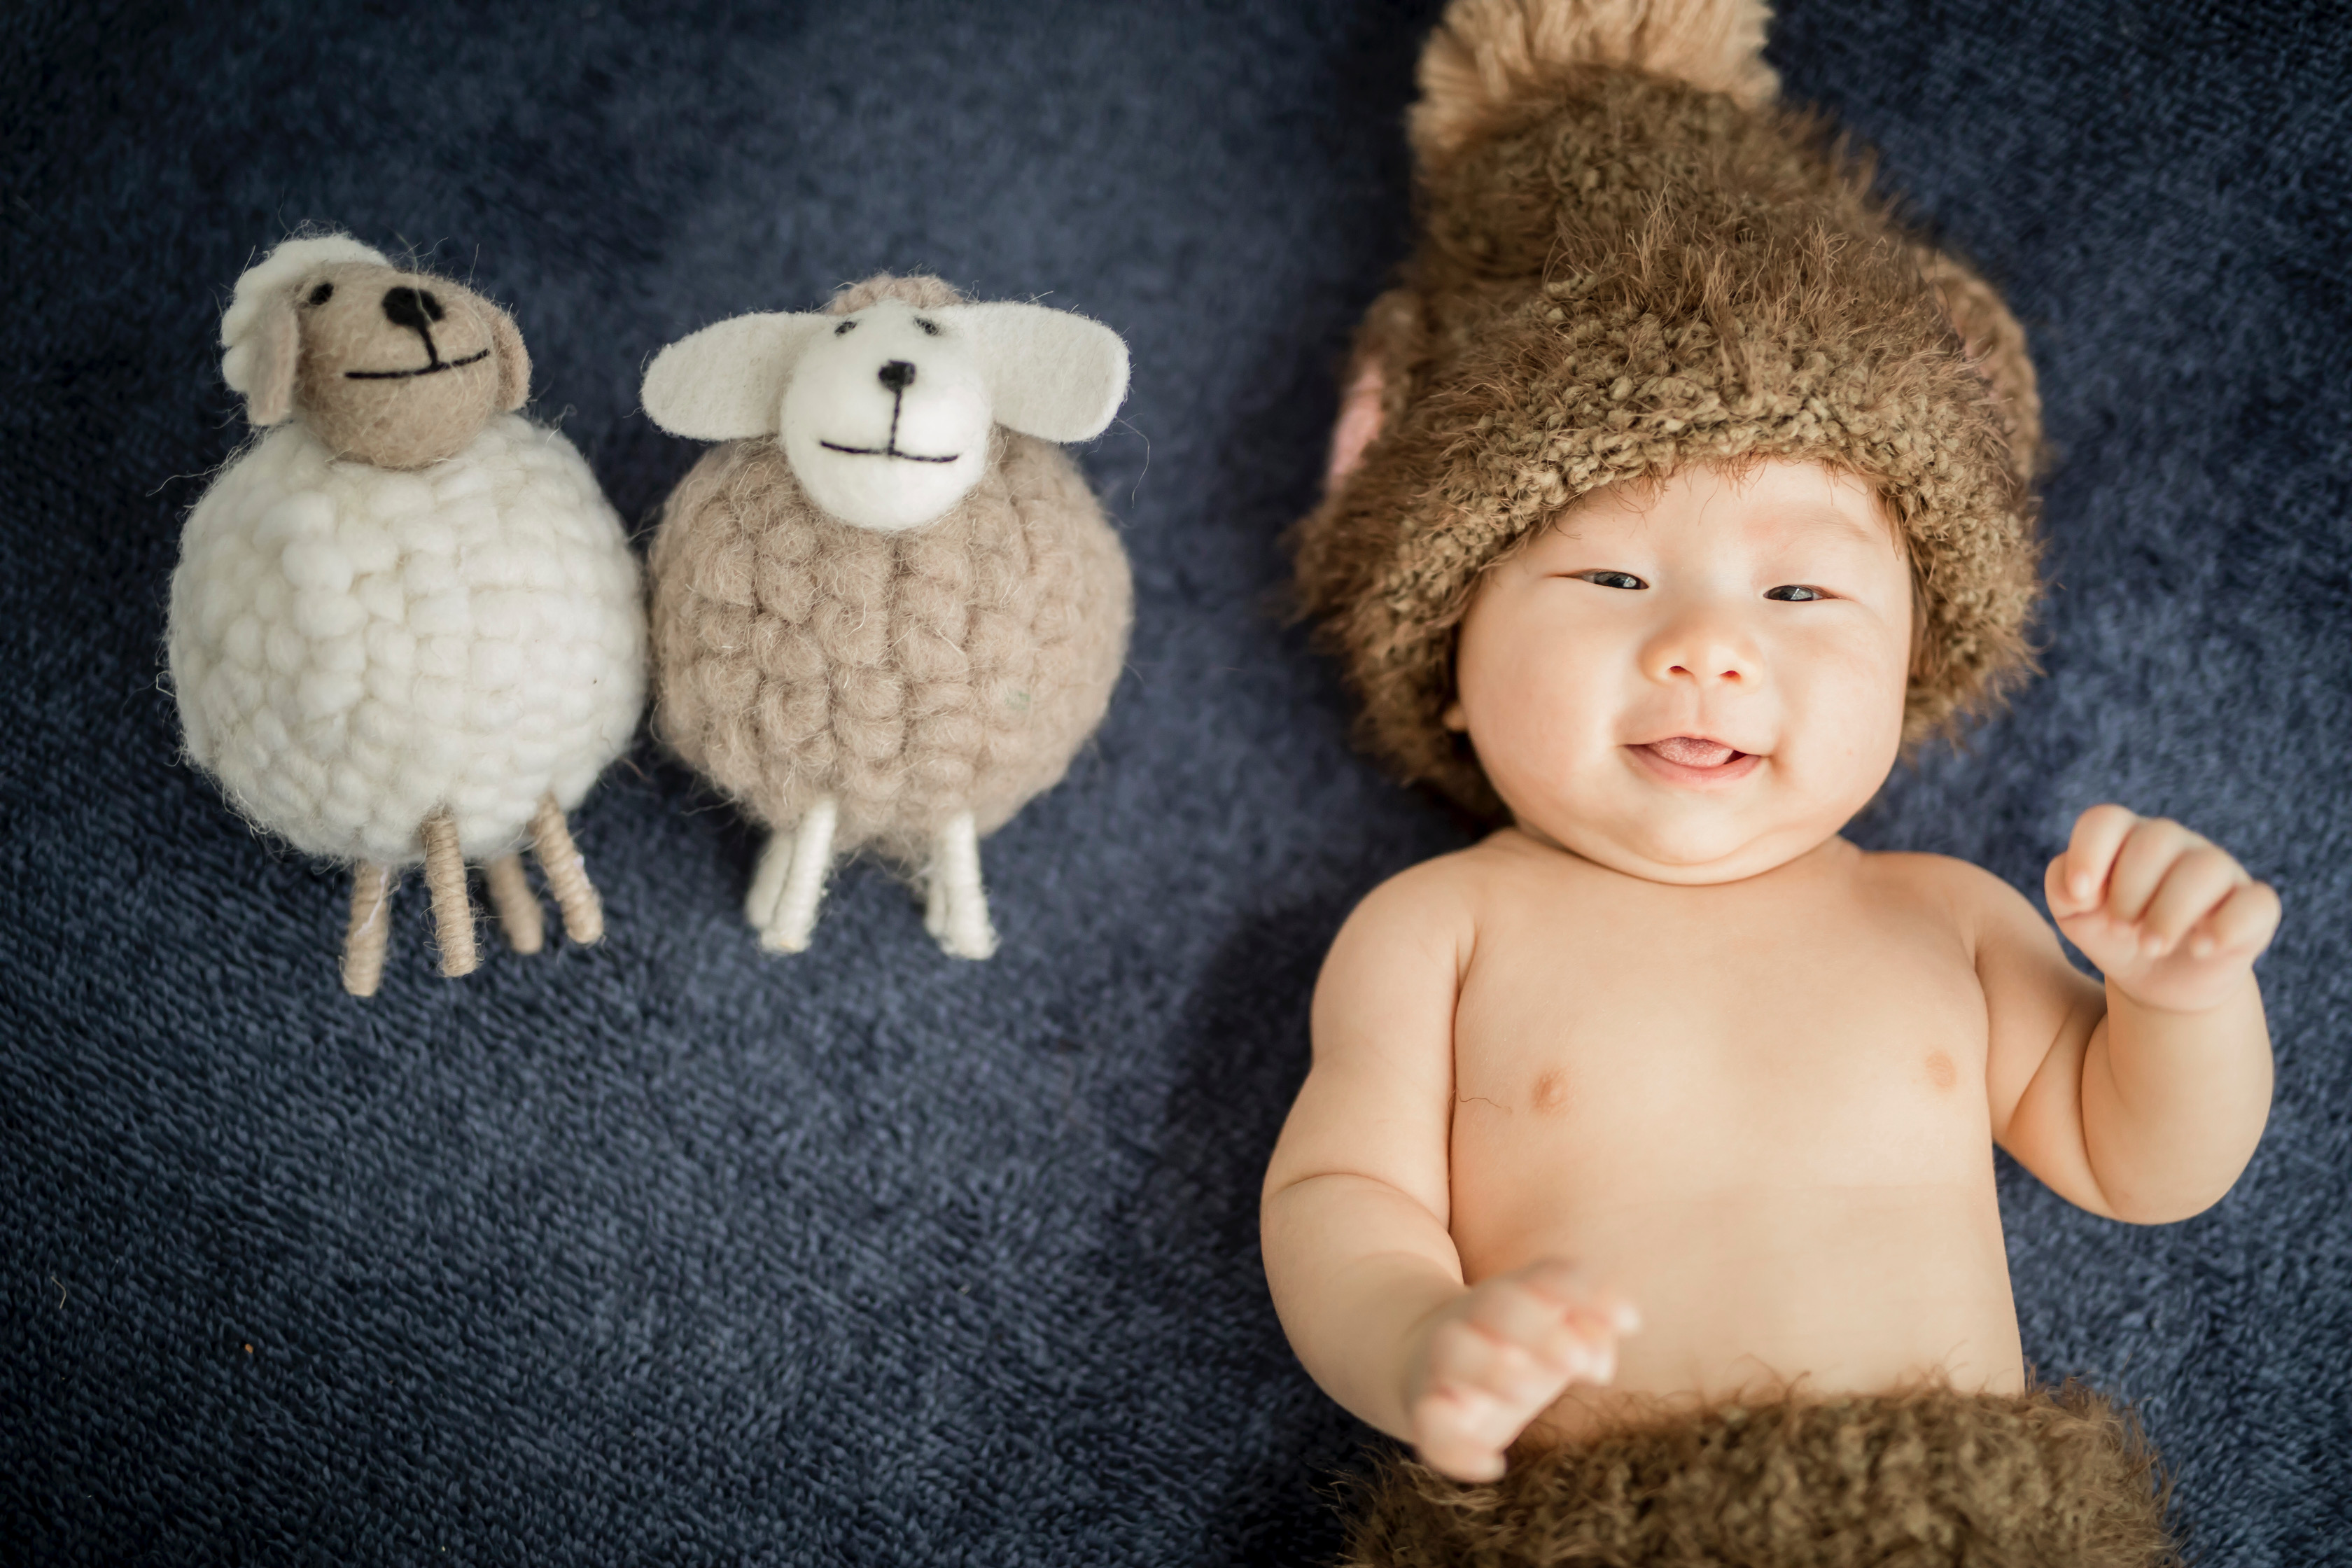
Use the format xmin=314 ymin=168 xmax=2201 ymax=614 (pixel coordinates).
xmin=1645 ymin=612 xmax=1756 ymax=686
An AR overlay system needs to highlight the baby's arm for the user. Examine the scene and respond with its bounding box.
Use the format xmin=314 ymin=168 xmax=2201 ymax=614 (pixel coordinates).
xmin=1978 ymin=806 xmax=2278 ymax=1223
xmin=1261 ymin=865 xmax=1633 ymax=1481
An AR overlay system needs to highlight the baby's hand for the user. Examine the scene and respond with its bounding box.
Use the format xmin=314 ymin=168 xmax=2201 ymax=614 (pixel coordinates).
xmin=1400 ymin=1261 xmax=1637 ymax=1483
xmin=2045 ymin=805 xmax=2281 ymax=1013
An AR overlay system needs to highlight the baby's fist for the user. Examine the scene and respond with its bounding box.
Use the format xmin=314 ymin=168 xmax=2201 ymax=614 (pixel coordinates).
xmin=2046 ymin=805 xmax=2279 ymax=1012
xmin=1401 ymin=1261 xmax=1637 ymax=1483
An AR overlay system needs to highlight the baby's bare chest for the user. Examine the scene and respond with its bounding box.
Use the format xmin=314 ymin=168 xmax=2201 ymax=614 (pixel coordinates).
xmin=1452 ymin=881 xmax=1991 ymax=1187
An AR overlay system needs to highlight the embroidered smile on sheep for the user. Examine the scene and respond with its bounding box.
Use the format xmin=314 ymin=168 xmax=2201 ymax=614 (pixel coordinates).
xmin=169 ymin=234 xmax=646 ymax=995
xmin=642 ymin=274 xmax=1131 ymax=960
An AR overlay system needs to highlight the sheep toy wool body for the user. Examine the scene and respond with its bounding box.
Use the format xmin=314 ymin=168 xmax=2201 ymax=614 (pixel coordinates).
xmin=169 ymin=234 xmax=645 ymax=995
xmin=643 ymin=274 xmax=1130 ymax=958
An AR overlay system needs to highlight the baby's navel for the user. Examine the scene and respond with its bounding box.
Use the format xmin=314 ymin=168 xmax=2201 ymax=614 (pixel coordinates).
xmin=1531 ymin=1068 xmax=1570 ymax=1115
xmin=1924 ymin=1051 xmax=1959 ymax=1091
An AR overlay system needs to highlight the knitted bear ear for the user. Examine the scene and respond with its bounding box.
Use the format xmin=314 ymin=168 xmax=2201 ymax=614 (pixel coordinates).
xmin=944 ymin=302 xmax=1128 ymax=442
xmin=486 ymin=302 xmax=531 ymax=412
xmin=642 ymin=312 xmax=832 ymax=440
xmin=1917 ymin=247 xmax=2044 ymax=484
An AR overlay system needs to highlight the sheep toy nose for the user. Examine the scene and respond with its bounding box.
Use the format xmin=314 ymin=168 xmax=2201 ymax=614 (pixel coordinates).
xmin=877 ymin=360 xmax=916 ymax=393
xmin=382 ymin=286 xmax=447 ymax=332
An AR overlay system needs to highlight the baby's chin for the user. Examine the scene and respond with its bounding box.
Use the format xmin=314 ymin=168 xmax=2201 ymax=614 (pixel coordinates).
xmin=1512 ymin=800 xmax=1842 ymax=886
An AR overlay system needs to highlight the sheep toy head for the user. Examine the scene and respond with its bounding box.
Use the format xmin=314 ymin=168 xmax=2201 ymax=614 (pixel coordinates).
xmin=220 ymin=234 xmax=531 ymax=469
xmin=640 ymin=292 xmax=1127 ymax=532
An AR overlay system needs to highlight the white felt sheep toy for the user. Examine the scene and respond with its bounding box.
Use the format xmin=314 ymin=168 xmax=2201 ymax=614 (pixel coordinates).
xmin=169 ymin=234 xmax=645 ymax=995
xmin=641 ymin=273 xmax=1130 ymax=958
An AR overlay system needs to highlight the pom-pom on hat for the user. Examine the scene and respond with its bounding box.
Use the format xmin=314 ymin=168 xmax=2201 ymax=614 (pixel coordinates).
xmin=1292 ymin=0 xmax=2045 ymax=820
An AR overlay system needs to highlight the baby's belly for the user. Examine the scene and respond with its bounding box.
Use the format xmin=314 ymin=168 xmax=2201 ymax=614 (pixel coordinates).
xmin=1456 ymin=1175 xmax=2023 ymax=1441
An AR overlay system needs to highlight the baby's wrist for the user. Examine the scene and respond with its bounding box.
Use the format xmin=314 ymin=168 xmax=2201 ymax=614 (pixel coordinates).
xmin=2106 ymin=966 xmax=2256 ymax=1018
xmin=1393 ymin=1291 xmax=1473 ymax=1404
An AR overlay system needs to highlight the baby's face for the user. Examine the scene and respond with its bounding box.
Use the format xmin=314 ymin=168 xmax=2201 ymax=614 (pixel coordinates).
xmin=1449 ymin=460 xmax=1912 ymax=883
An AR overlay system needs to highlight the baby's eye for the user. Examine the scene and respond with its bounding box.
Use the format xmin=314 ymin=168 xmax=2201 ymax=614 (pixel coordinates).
xmin=1574 ymin=570 xmax=1648 ymax=591
xmin=1763 ymin=584 xmax=1826 ymax=602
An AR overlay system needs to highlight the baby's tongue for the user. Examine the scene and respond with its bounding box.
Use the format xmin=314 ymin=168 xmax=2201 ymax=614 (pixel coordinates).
xmin=1647 ymin=736 xmax=1737 ymax=768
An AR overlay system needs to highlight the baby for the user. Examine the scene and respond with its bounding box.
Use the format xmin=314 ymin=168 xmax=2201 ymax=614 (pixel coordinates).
xmin=1264 ymin=4 xmax=2276 ymax=1564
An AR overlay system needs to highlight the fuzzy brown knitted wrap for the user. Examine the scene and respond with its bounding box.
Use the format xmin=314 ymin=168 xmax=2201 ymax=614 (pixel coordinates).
xmin=648 ymin=276 xmax=1131 ymax=862
xmin=1345 ymin=1385 xmax=2178 ymax=1568
xmin=1292 ymin=62 xmax=2043 ymax=817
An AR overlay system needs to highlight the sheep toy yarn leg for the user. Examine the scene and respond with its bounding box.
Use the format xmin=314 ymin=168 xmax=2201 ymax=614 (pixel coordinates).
xmin=925 ymin=811 xmax=997 ymax=960
xmin=529 ymin=793 xmax=604 ymax=945
xmin=745 ymin=830 xmax=792 ymax=932
xmin=483 ymin=853 xmax=545 ymax=955
xmin=420 ymin=808 xmax=479 ymax=978
xmin=923 ymin=859 xmax=950 ymax=941
xmin=342 ymin=862 xmax=393 ymax=997
xmin=752 ymin=795 xmax=837 ymax=955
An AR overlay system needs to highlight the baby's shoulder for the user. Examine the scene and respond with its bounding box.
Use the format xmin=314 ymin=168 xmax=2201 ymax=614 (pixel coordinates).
xmin=1329 ymin=839 xmax=1524 ymax=967
xmin=1852 ymin=846 xmax=2045 ymax=934
xmin=1345 ymin=844 xmax=1486 ymax=930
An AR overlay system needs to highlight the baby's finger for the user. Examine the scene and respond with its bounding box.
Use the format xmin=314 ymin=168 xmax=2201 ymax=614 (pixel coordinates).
xmin=1429 ymin=1317 xmax=1567 ymax=1412
xmin=1413 ymin=1394 xmax=1511 ymax=1483
xmin=2103 ymin=817 xmax=2196 ymax=927
xmin=1420 ymin=1441 xmax=1506 ymax=1485
xmin=2191 ymin=878 xmax=2282 ymax=960
xmin=1515 ymin=1261 xmax=1642 ymax=1336
xmin=2054 ymin=805 xmax=2138 ymax=913
xmin=1462 ymin=1278 xmax=1575 ymax=1352
xmin=1423 ymin=1317 xmax=1511 ymax=1394
xmin=1504 ymin=1309 xmax=1614 ymax=1387
xmin=1420 ymin=1380 xmax=1534 ymax=1454
xmin=2136 ymin=846 xmax=2244 ymax=955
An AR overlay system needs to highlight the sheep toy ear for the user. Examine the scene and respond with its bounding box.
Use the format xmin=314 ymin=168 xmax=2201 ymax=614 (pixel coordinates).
xmin=486 ymin=303 xmax=531 ymax=412
xmin=642 ymin=312 xmax=832 ymax=440
xmin=220 ymin=230 xmax=388 ymax=428
xmin=947 ymin=302 xmax=1128 ymax=443
xmin=238 ymin=300 xmax=303 ymax=427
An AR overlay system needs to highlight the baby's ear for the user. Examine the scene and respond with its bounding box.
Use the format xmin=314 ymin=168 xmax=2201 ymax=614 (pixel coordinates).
xmin=948 ymin=302 xmax=1128 ymax=442
xmin=1918 ymin=246 xmax=2044 ymax=483
xmin=641 ymin=312 xmax=831 ymax=440
xmin=486 ymin=302 xmax=531 ymax=412
xmin=237 ymin=295 xmax=302 ymax=428
xmin=1327 ymin=360 xmax=1386 ymax=491
xmin=1326 ymin=287 xmax=1424 ymax=493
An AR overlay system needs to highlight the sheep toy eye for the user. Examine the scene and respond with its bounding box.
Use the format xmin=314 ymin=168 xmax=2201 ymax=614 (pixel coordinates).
xmin=833 ymin=320 xmax=858 ymax=337
xmin=305 ymin=281 xmax=335 ymax=307
xmin=915 ymin=317 xmax=941 ymax=337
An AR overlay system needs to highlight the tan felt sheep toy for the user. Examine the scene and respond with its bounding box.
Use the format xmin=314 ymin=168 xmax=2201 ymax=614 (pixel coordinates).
xmin=169 ymin=234 xmax=646 ymax=996
xmin=640 ymin=274 xmax=1130 ymax=959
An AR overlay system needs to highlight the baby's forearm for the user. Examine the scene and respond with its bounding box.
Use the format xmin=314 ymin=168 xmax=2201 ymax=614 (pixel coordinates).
xmin=1261 ymin=1172 xmax=1465 ymax=1439
xmin=2082 ymin=975 xmax=2273 ymax=1223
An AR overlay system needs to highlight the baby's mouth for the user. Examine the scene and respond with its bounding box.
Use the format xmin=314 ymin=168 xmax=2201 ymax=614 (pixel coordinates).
xmin=1642 ymin=736 xmax=1742 ymax=769
xmin=1628 ymin=735 xmax=1764 ymax=785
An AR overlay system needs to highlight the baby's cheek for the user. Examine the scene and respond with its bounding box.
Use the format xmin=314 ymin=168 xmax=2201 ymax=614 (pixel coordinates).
xmin=1790 ymin=633 xmax=1909 ymax=783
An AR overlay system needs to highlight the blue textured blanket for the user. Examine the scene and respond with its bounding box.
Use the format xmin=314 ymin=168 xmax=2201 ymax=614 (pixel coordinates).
xmin=6 ymin=1 xmax=2346 ymax=1562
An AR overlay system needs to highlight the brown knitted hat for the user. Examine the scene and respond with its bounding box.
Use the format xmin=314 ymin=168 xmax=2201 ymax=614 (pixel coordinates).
xmin=1292 ymin=0 xmax=2044 ymax=818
